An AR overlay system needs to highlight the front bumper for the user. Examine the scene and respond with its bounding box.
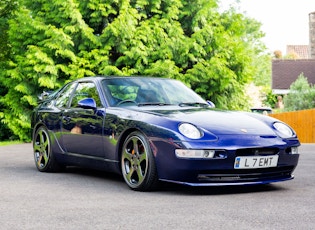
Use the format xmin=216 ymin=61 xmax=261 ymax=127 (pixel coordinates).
xmin=161 ymin=175 xmax=294 ymax=186
xmin=152 ymin=138 xmax=300 ymax=186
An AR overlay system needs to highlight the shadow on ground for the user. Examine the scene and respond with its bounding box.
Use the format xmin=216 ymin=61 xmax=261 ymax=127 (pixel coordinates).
xmin=59 ymin=166 xmax=285 ymax=195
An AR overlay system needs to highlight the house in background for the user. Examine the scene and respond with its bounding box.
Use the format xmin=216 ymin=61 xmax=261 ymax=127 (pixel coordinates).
xmin=286 ymin=45 xmax=310 ymax=59
xmin=272 ymin=12 xmax=315 ymax=95
xmin=272 ymin=59 xmax=315 ymax=94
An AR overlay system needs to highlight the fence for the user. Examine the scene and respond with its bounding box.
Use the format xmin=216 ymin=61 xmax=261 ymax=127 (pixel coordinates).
xmin=269 ymin=109 xmax=315 ymax=143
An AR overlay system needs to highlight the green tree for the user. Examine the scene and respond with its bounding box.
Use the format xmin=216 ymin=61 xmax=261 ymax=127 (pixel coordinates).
xmin=262 ymin=88 xmax=278 ymax=108
xmin=1 ymin=0 xmax=266 ymax=141
xmin=252 ymin=54 xmax=271 ymax=87
xmin=0 ymin=0 xmax=19 ymax=141
xmin=185 ymin=8 xmax=265 ymax=109
xmin=0 ymin=0 xmax=18 ymax=63
xmin=284 ymin=74 xmax=315 ymax=111
xmin=252 ymin=54 xmax=273 ymax=109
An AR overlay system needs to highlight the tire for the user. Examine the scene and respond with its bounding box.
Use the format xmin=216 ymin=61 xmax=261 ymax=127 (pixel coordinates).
xmin=121 ymin=131 xmax=159 ymax=191
xmin=33 ymin=126 xmax=62 ymax=172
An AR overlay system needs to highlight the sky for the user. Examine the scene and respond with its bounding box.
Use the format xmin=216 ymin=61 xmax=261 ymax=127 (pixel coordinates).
xmin=220 ymin=0 xmax=315 ymax=54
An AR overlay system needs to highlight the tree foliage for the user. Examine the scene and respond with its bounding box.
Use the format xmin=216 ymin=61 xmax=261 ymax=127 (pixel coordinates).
xmin=0 ymin=0 xmax=19 ymax=63
xmin=262 ymin=88 xmax=278 ymax=108
xmin=0 ymin=0 xmax=19 ymax=141
xmin=0 ymin=0 xmax=266 ymax=141
xmin=284 ymin=74 xmax=315 ymax=111
xmin=252 ymin=54 xmax=271 ymax=87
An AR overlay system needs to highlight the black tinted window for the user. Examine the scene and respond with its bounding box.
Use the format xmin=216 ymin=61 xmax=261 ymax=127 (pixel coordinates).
xmin=70 ymin=82 xmax=102 ymax=108
xmin=55 ymin=83 xmax=77 ymax=108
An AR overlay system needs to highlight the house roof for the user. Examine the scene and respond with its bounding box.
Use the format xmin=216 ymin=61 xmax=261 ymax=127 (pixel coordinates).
xmin=272 ymin=59 xmax=315 ymax=93
xmin=286 ymin=45 xmax=310 ymax=59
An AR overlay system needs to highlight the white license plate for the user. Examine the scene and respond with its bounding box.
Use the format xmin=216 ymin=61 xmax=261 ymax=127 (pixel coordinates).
xmin=234 ymin=155 xmax=279 ymax=169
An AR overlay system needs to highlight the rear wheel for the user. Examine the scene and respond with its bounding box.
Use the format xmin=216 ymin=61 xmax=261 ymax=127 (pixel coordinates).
xmin=121 ymin=131 xmax=159 ymax=191
xmin=33 ymin=126 xmax=62 ymax=172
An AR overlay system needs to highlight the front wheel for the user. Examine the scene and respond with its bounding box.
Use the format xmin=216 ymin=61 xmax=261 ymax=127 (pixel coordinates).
xmin=33 ymin=126 xmax=62 ymax=172
xmin=121 ymin=131 xmax=159 ymax=191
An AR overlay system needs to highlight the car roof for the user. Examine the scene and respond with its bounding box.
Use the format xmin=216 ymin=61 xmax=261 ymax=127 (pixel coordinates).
xmin=74 ymin=76 xmax=171 ymax=82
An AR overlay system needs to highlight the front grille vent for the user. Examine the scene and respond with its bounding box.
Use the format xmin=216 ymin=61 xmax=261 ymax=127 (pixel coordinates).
xmin=197 ymin=166 xmax=295 ymax=182
xmin=236 ymin=148 xmax=279 ymax=157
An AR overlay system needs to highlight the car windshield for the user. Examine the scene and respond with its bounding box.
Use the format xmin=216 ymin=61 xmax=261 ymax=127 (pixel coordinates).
xmin=101 ymin=77 xmax=207 ymax=107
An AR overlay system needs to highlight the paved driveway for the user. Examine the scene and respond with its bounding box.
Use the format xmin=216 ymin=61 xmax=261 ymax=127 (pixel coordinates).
xmin=0 ymin=143 xmax=314 ymax=230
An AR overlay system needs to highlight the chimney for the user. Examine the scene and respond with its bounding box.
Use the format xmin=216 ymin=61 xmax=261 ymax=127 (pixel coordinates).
xmin=310 ymin=12 xmax=315 ymax=58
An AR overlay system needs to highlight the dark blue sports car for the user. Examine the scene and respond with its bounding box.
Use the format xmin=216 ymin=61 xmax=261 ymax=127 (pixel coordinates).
xmin=31 ymin=76 xmax=300 ymax=191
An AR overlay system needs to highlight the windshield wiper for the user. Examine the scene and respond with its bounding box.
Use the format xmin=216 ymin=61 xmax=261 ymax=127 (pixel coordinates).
xmin=178 ymin=102 xmax=209 ymax=107
xmin=138 ymin=102 xmax=173 ymax=107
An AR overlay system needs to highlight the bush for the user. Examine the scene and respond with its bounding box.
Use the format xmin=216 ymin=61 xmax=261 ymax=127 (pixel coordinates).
xmin=284 ymin=74 xmax=315 ymax=111
xmin=262 ymin=88 xmax=278 ymax=108
xmin=0 ymin=122 xmax=17 ymax=141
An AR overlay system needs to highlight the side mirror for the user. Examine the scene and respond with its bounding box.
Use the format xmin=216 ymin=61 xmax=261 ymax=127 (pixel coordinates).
xmin=38 ymin=91 xmax=53 ymax=101
xmin=78 ymin=98 xmax=97 ymax=110
xmin=207 ymin=100 xmax=215 ymax=108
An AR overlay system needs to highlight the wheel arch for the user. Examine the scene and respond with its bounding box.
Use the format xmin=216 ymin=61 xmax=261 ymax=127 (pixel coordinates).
xmin=32 ymin=121 xmax=65 ymax=156
xmin=32 ymin=122 xmax=49 ymax=140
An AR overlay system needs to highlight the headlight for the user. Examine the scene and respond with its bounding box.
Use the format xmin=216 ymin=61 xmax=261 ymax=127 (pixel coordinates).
xmin=178 ymin=123 xmax=203 ymax=139
xmin=273 ymin=122 xmax=294 ymax=138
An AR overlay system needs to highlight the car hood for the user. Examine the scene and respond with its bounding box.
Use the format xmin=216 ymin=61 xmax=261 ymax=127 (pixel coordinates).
xmin=134 ymin=107 xmax=277 ymax=136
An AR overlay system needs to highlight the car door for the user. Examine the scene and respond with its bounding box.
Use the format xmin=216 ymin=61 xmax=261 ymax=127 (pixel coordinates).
xmin=61 ymin=81 xmax=105 ymax=158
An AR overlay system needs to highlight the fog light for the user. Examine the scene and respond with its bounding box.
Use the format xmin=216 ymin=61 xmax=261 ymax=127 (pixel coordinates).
xmin=203 ymin=150 xmax=215 ymax=158
xmin=175 ymin=149 xmax=215 ymax=159
xmin=291 ymin=147 xmax=298 ymax=154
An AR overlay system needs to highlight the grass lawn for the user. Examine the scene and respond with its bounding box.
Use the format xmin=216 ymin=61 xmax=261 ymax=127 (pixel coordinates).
xmin=0 ymin=140 xmax=24 ymax=146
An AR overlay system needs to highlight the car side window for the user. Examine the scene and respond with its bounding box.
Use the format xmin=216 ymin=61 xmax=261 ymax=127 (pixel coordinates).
xmin=70 ymin=82 xmax=102 ymax=108
xmin=55 ymin=83 xmax=77 ymax=108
